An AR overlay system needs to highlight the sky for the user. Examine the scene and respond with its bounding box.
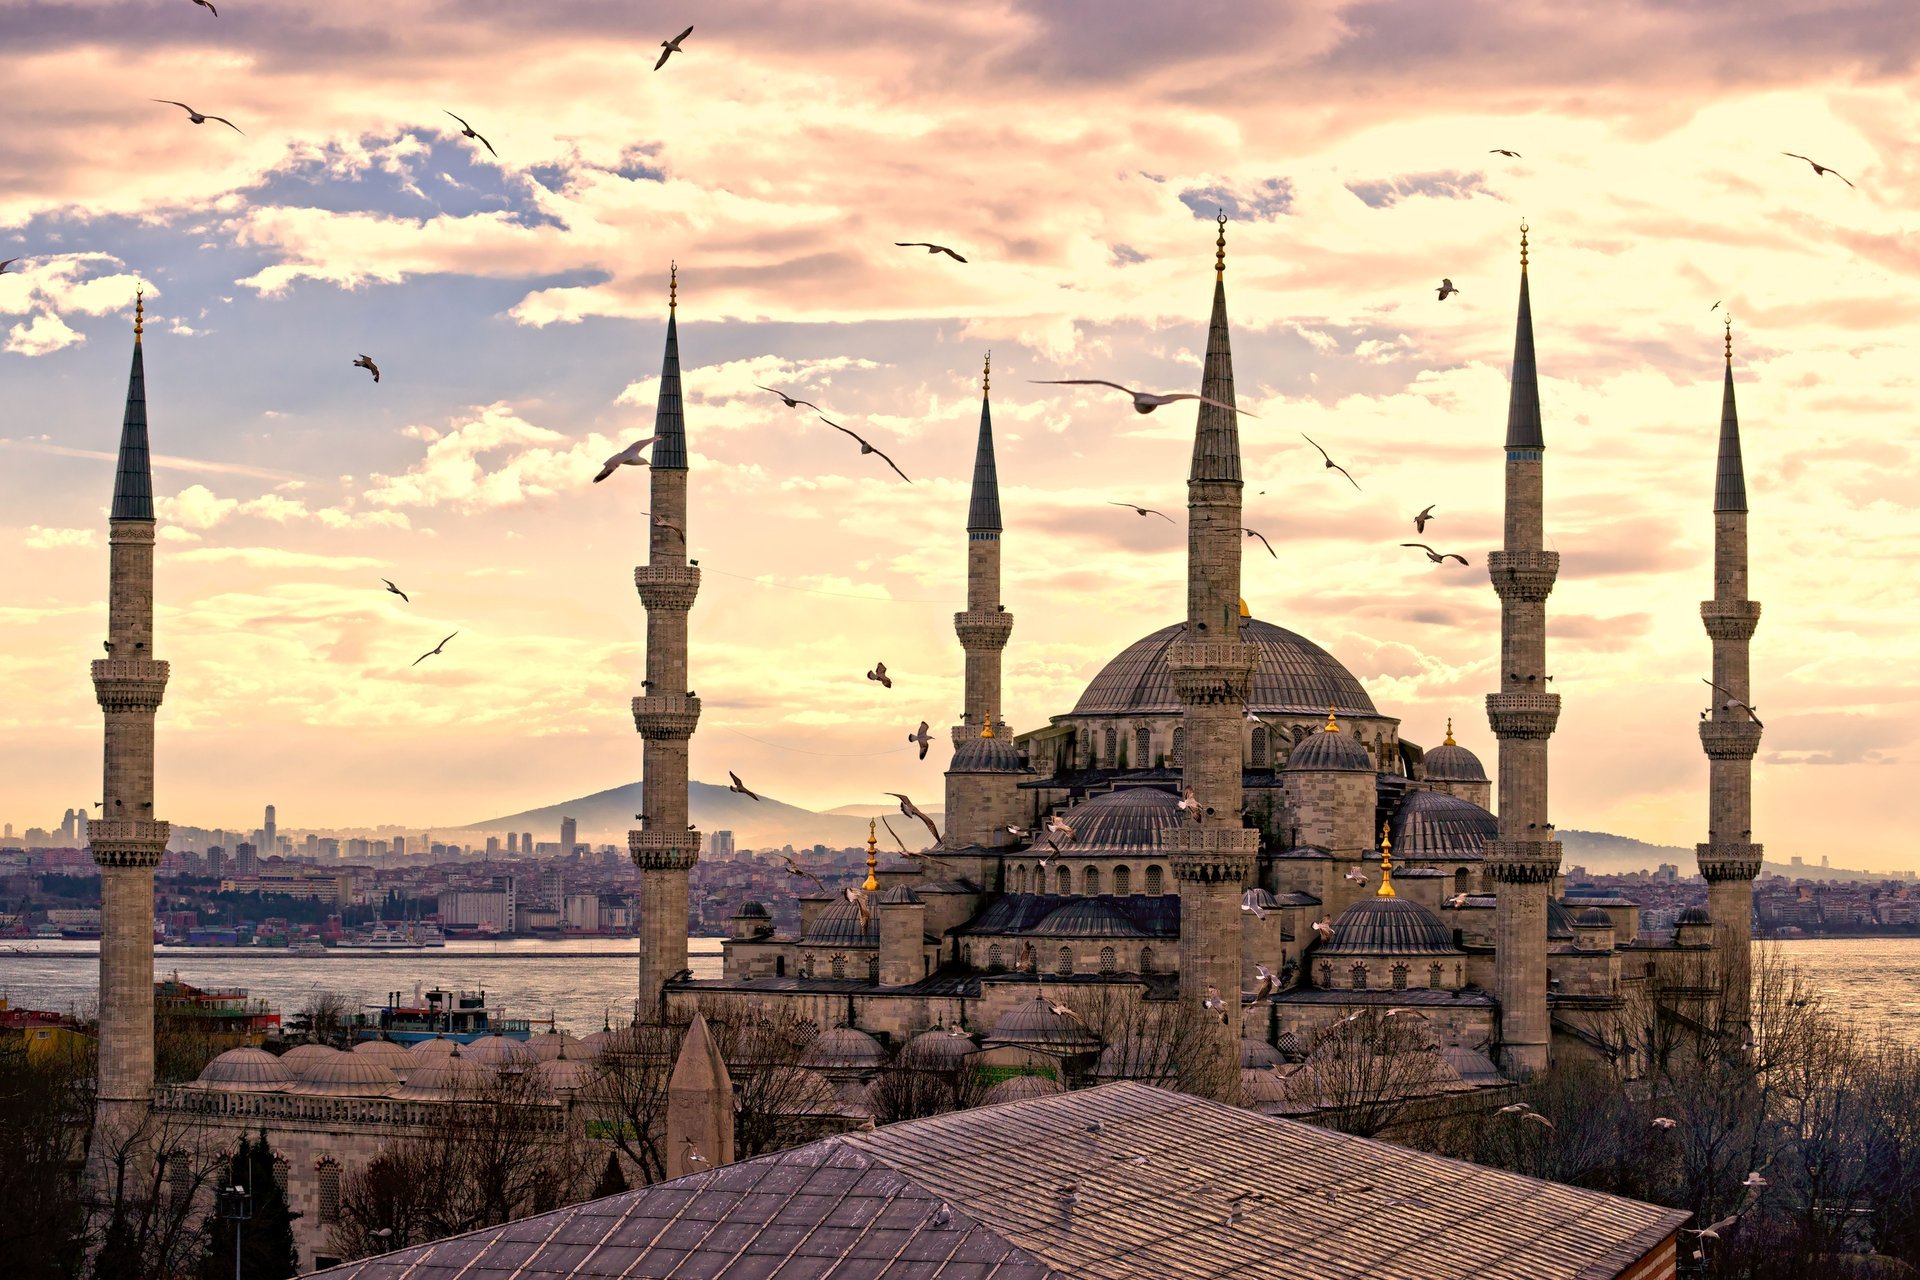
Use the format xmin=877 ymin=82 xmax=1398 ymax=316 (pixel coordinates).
xmin=2 ymin=0 xmax=1915 ymax=865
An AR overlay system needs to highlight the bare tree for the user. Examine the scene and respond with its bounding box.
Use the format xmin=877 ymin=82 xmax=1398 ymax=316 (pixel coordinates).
xmin=85 ymin=1106 xmax=234 ymax=1280
xmin=0 ymin=1041 xmax=94 ymax=1278
xmin=1281 ymin=1009 xmax=1459 ymax=1139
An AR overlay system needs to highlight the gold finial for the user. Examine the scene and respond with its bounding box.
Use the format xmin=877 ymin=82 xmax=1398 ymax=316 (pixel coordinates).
xmin=1519 ymin=219 xmax=1529 ymax=271
xmin=1724 ymin=313 xmax=1733 ymax=364
xmin=864 ymin=819 xmax=879 ymax=891
xmin=1376 ymin=821 xmax=1396 ymax=898
xmin=133 ymin=289 xmax=144 ymax=341
xmin=983 ymin=350 xmax=991 ymax=395
xmin=1238 ymin=597 xmax=1250 ymax=619
xmin=1444 ymin=717 xmax=1456 ymax=747
xmin=1323 ymin=706 xmax=1339 ymax=733
xmin=981 ymin=717 xmax=995 ymax=739
xmin=669 ymin=261 xmax=677 ymax=311
xmin=1214 ymin=210 xmax=1228 ymax=279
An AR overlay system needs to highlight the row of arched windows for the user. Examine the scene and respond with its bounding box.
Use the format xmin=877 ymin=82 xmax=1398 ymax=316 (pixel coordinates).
xmin=1084 ymin=720 xmax=1397 ymax=771
xmin=801 ymin=953 xmax=881 ymax=981
xmin=1008 ymin=862 xmax=1165 ymax=896
xmin=973 ymin=942 xmax=1154 ymax=974
xmin=1317 ymin=961 xmax=1455 ymax=991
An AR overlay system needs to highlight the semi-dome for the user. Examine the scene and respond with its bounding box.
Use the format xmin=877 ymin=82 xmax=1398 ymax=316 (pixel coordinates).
xmin=899 ymin=1026 xmax=975 ymax=1071
xmin=296 ymin=1053 xmax=399 ymax=1097
xmin=463 ymin=1035 xmax=538 ymax=1067
xmin=1285 ymin=725 xmax=1374 ymax=773
xmin=1390 ymin=789 xmax=1498 ymax=858
xmin=1056 ymin=787 xmax=1182 ymax=852
xmin=529 ymin=1030 xmax=586 ymax=1062
xmin=805 ymin=1025 xmax=889 ymax=1071
xmin=279 ymin=1043 xmax=343 ymax=1078
xmin=1030 ymin=899 xmax=1149 ymax=939
xmin=1546 ymin=898 xmax=1577 ymax=941
xmin=1240 ymin=1037 xmax=1283 ymax=1069
xmin=1423 ymin=738 xmax=1488 ymax=783
xmin=1320 ymin=896 xmax=1462 ymax=956
xmin=1073 ymin=619 xmax=1376 ymax=718
xmin=803 ymin=899 xmax=879 ymax=947
xmin=196 ymin=1047 xmax=295 ymax=1092
xmin=978 ymin=1073 xmax=1066 ymax=1106
xmin=985 ymin=998 xmax=1102 ymax=1052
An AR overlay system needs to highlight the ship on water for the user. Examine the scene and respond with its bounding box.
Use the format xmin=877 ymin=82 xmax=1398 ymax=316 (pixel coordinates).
xmin=335 ymin=920 xmax=446 ymax=949
xmin=350 ymin=985 xmax=535 ymax=1045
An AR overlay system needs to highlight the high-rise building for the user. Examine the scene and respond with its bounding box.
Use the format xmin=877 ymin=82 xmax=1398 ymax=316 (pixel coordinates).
xmin=520 ymin=831 xmax=533 ymax=856
xmin=560 ymin=816 xmax=578 ymax=857
xmin=304 ymin=832 xmax=318 ymax=858
xmin=486 ymin=835 xmax=501 ymax=855
xmin=206 ymin=847 xmax=225 ymax=879
xmin=710 ymin=830 xmax=735 ymax=860
xmin=506 ymin=831 xmax=518 ymax=854
xmin=392 ymin=834 xmax=406 ymax=857
xmin=234 ymin=842 xmax=258 ymax=876
xmin=262 ymin=804 xmax=276 ymax=861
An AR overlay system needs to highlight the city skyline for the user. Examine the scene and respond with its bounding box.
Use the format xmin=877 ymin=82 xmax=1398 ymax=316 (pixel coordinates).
xmin=4 ymin=2 xmax=1916 ymax=865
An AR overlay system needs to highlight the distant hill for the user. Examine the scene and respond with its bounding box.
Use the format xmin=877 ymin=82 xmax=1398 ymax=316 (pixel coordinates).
xmin=463 ymin=780 xmax=882 ymax=851
xmin=1558 ymin=829 xmax=1878 ymax=882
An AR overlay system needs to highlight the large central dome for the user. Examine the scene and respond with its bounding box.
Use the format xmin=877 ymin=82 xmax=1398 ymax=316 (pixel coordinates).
xmin=1072 ymin=619 xmax=1376 ymax=718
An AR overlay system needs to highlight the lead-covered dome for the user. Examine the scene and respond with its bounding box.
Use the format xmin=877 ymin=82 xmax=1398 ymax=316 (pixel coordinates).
xmin=803 ymin=899 xmax=879 ymax=947
xmin=1056 ymin=787 xmax=1181 ymax=852
xmin=464 ymin=1035 xmax=538 ymax=1067
xmin=196 ymin=1047 xmax=295 ymax=1092
xmin=1320 ymin=896 xmax=1462 ymax=956
xmin=296 ymin=1053 xmax=399 ymax=1097
xmin=978 ymin=1073 xmax=1066 ymax=1106
xmin=950 ymin=735 xmax=1026 ymax=773
xmin=805 ymin=1026 xmax=889 ymax=1071
xmin=1285 ymin=727 xmax=1375 ymax=773
xmin=985 ymin=998 xmax=1102 ymax=1052
xmin=899 ymin=1027 xmax=976 ymax=1071
xmin=1390 ymin=789 xmax=1498 ymax=858
xmin=279 ymin=1043 xmax=343 ymax=1078
xmin=1072 ymin=619 xmax=1376 ymax=718
xmin=1423 ymin=739 xmax=1488 ymax=783
xmin=1030 ymin=899 xmax=1149 ymax=939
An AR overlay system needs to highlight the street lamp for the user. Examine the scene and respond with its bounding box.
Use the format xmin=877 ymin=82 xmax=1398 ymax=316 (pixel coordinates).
xmin=217 ymin=1184 xmax=251 ymax=1280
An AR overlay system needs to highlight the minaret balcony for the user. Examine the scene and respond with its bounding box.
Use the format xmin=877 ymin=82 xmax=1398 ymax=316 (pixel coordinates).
xmin=1699 ymin=718 xmax=1762 ymax=759
xmin=1487 ymin=550 xmax=1560 ymax=603
xmin=632 ymin=694 xmax=701 ymax=740
xmin=628 ymin=827 xmax=701 ymax=871
xmin=1701 ymin=600 xmax=1762 ymax=641
xmin=1696 ymin=841 xmax=1763 ymax=882
xmin=1162 ymin=824 xmax=1260 ymax=882
xmin=91 ymin=659 xmax=169 ymax=711
xmin=1485 ymin=691 xmax=1560 ymax=739
xmin=88 ymin=819 xmax=170 ymax=869
xmin=953 ymin=610 xmax=1014 ymax=650
xmin=1483 ymin=836 xmax=1562 ymax=884
xmin=634 ymin=563 xmax=701 ymax=611
xmin=1166 ymin=640 xmax=1256 ymax=706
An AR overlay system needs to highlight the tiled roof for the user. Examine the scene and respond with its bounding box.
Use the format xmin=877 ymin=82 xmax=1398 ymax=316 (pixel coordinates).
xmin=314 ymin=1081 xmax=1687 ymax=1280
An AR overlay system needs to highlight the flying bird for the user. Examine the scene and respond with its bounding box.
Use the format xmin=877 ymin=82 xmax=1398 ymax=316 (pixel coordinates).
xmin=894 ymin=242 xmax=967 ymax=262
xmin=1176 ymin=786 xmax=1201 ymax=823
xmin=885 ymin=792 xmax=942 ymax=845
xmin=1651 ymin=1117 xmax=1678 ymax=1130
xmin=189 ymin=0 xmax=217 ymax=12
xmin=754 ymin=384 xmax=822 ymax=411
xmin=1301 ymin=434 xmax=1360 ymax=490
xmin=1311 ymin=916 xmax=1334 ymax=941
xmin=727 ymin=771 xmax=761 ymax=802
xmin=820 ymin=417 xmax=912 ymax=483
xmin=1031 ymin=379 xmax=1251 ymax=417
xmin=1445 ymin=893 xmax=1472 ymax=908
xmin=867 ymin=662 xmax=892 ymax=689
xmin=908 ymin=720 xmax=933 ymax=760
xmin=682 ymin=1138 xmax=709 ymax=1167
xmin=1489 ymin=149 xmax=1521 ymax=158
xmin=1710 ymin=301 xmax=1722 ymax=312
xmin=593 ymin=436 xmax=663 ymax=483
xmin=1743 ymin=1173 xmax=1769 ymax=1190
xmin=1241 ymin=528 xmax=1276 ymax=558
xmin=880 ymin=817 xmax=910 ymax=854
xmin=844 ymin=885 xmax=872 ymax=929
xmin=654 ymin=24 xmax=694 ymax=70
xmin=780 ymin=856 xmax=825 ymax=892
xmin=1241 ymin=894 xmax=1267 ymax=921
xmin=381 ymin=579 xmax=409 ymax=604
xmin=1108 ymin=501 xmax=1174 ymax=522
xmin=1250 ymin=963 xmax=1279 ymax=1000
xmin=152 ymin=100 xmax=243 ymax=133
xmin=1781 ymin=152 xmax=1854 ymax=188
xmin=1436 ymin=278 xmax=1460 ymax=301
xmin=1413 ymin=504 xmax=1436 ymax=533
xmin=1401 ymin=542 xmax=1469 ymax=566
xmin=1044 ymin=814 xmax=1076 ymax=843
xmin=1702 ymin=679 xmax=1764 ymax=728
xmin=0 ymin=258 xmax=19 ymax=274
xmin=353 ymin=354 xmax=380 ymax=383
xmin=410 ymin=632 xmax=458 ymax=667
xmin=443 ymin=110 xmax=497 ymax=158
xmin=1344 ymin=868 xmax=1368 ymax=885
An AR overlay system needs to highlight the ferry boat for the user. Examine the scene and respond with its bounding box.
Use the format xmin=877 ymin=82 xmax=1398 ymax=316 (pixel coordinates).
xmin=350 ymin=986 xmax=534 ymax=1045
xmin=336 ymin=921 xmax=446 ymax=949
xmin=287 ymin=941 xmax=329 ymax=957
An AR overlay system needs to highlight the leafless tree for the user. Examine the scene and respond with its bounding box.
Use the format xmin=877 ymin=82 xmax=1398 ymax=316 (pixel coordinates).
xmin=1282 ymin=1009 xmax=1459 ymax=1139
xmin=84 ymin=1104 xmax=234 ymax=1280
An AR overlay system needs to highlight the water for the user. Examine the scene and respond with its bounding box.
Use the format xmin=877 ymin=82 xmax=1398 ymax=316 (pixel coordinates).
xmin=3 ymin=937 xmax=1917 ymax=1039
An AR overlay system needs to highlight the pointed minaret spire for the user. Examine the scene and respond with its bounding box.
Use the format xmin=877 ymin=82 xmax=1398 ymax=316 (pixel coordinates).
xmin=967 ymin=351 xmax=1001 ymax=534
xmin=1505 ymin=222 xmax=1543 ymax=452
xmin=651 ymin=262 xmax=687 ymax=471
xmin=1715 ymin=316 xmax=1747 ymax=514
xmin=111 ymin=291 xmax=155 ymax=522
xmin=1190 ymin=212 xmax=1242 ymax=485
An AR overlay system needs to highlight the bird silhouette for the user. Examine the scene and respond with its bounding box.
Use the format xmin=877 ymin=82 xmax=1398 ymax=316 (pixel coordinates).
xmin=1413 ymin=504 xmax=1436 ymax=533
xmin=381 ymin=578 xmax=409 ymax=604
xmin=754 ymin=384 xmax=822 ymax=411
xmin=908 ymin=720 xmax=933 ymax=760
xmin=1108 ymin=501 xmax=1174 ymax=522
xmin=885 ymin=792 xmax=942 ymax=845
xmin=1032 ymin=379 xmax=1249 ymax=417
xmin=780 ymin=856 xmax=826 ymax=893
xmin=1781 ymin=152 xmax=1853 ymax=188
xmin=726 ymin=771 xmax=761 ymax=802
xmin=153 ymin=100 xmax=243 ymax=133
xmin=1401 ymin=542 xmax=1469 ymax=566
xmin=819 ymin=417 xmax=912 ymax=483
xmin=410 ymin=632 xmax=458 ymax=667
xmin=443 ymin=110 xmax=497 ymax=158
xmin=655 ymin=25 xmax=695 ymax=70
xmin=352 ymin=354 xmax=380 ymax=383
xmin=866 ymin=661 xmax=892 ymax=689
xmin=593 ymin=436 xmax=664 ymax=483
xmin=1702 ymin=678 xmax=1764 ymax=728
xmin=894 ymin=241 xmax=967 ymax=262
xmin=1240 ymin=528 xmax=1276 ymax=558
xmin=1489 ymin=148 xmax=1521 ymax=158
xmin=0 ymin=258 xmax=20 ymax=274
xmin=1436 ymin=278 xmax=1460 ymax=301
xmin=1302 ymin=434 xmax=1360 ymax=489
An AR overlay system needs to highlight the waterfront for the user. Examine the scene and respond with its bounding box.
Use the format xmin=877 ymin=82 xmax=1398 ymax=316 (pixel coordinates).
xmin=2 ymin=936 xmax=1915 ymax=1038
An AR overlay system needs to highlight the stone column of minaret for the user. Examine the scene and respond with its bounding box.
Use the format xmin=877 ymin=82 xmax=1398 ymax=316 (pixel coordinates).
xmin=1484 ymin=224 xmax=1562 ymax=1077
xmin=1162 ymin=215 xmax=1259 ymax=1102
xmin=1698 ymin=317 xmax=1762 ymax=1022
xmin=91 ymin=293 xmax=171 ymax=1139
xmin=630 ymin=266 xmax=701 ymax=1023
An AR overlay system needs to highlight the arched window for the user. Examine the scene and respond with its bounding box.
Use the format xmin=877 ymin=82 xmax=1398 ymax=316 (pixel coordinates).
xmin=1251 ymin=726 xmax=1269 ymax=767
xmin=1083 ymin=865 xmax=1101 ymax=896
xmin=1429 ymin=963 xmax=1443 ymax=988
xmin=774 ymin=956 xmax=786 ymax=977
xmin=1144 ymin=865 xmax=1164 ymax=895
xmin=1016 ymin=865 xmax=1028 ymax=893
xmin=1135 ymin=726 xmax=1151 ymax=764
xmin=802 ymin=954 xmax=815 ymax=978
xmin=1319 ymin=963 xmax=1333 ymax=988
xmin=272 ymin=1154 xmax=289 ymax=1195
xmin=1350 ymin=964 xmax=1368 ymax=991
xmin=1293 ymin=725 xmax=1309 ymax=744
xmin=1139 ymin=946 xmax=1155 ymax=973
xmin=1113 ymin=865 xmax=1131 ymax=895
xmin=1454 ymin=867 xmax=1471 ymax=895
xmin=1104 ymin=727 xmax=1117 ymax=763
xmin=1056 ymin=866 xmax=1071 ymax=894
xmin=831 ymin=954 xmax=846 ymax=978
xmin=168 ymin=1157 xmax=192 ymax=1212
xmin=868 ymin=956 xmax=880 ymax=982
xmin=1058 ymin=946 xmax=1075 ymax=975
xmin=1099 ymin=946 xmax=1117 ymax=974
xmin=1391 ymin=964 xmax=1408 ymax=991
xmin=317 ymin=1158 xmax=342 ymax=1226
xmin=1171 ymin=728 xmax=1185 ymax=766
xmin=988 ymin=944 xmax=1003 ymax=970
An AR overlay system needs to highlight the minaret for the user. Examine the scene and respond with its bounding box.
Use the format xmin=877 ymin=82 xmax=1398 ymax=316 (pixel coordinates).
xmin=91 ymin=293 xmax=171 ymax=1137
xmin=630 ymin=265 xmax=701 ymax=1022
xmin=1697 ymin=316 xmax=1762 ymax=1021
xmin=1162 ymin=214 xmax=1258 ymax=1101
xmin=1484 ymin=224 xmax=1562 ymax=1077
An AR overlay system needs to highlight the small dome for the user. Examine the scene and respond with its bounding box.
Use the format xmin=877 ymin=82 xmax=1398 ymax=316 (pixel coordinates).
xmin=398 ymin=1049 xmax=493 ymax=1099
xmin=279 ymin=1043 xmax=343 ymax=1079
xmin=1320 ymin=896 xmax=1462 ymax=957
xmin=578 ymin=1029 xmax=613 ymax=1057
xmin=1390 ymin=790 xmax=1498 ymax=859
xmin=411 ymin=1035 xmax=460 ymax=1058
xmin=463 ymin=1035 xmax=538 ymax=1067
xmin=1073 ymin=619 xmax=1377 ymax=718
xmin=1030 ymin=899 xmax=1149 ymax=939
xmin=537 ymin=1054 xmax=601 ymax=1093
xmin=878 ymin=886 xmax=923 ymax=905
xmin=1676 ymin=906 xmax=1713 ymax=926
xmin=1240 ymin=1037 xmax=1283 ymax=1069
xmin=978 ymin=1073 xmax=1066 ymax=1106
xmin=804 ymin=1026 xmax=889 ymax=1071
xmin=1054 ymin=788 xmax=1182 ymax=852
xmin=803 ymin=899 xmax=879 ymax=947
xmin=1242 ymin=888 xmax=1278 ymax=914
xmin=733 ymin=901 xmax=771 ymax=919
xmin=1423 ymin=740 xmax=1488 ymax=783
xmin=529 ymin=1031 xmax=586 ymax=1062
xmin=1546 ymin=897 xmax=1577 ymax=940
xmin=899 ymin=1026 xmax=975 ymax=1071
xmin=1575 ymin=907 xmax=1614 ymax=927
xmin=986 ymin=998 xmax=1103 ymax=1052
xmin=296 ymin=1053 xmax=399 ymax=1097
xmin=949 ymin=735 xmax=1026 ymax=773
xmin=1285 ymin=727 xmax=1374 ymax=773
xmin=351 ymin=1039 xmax=415 ymax=1078
xmin=196 ymin=1047 xmax=295 ymax=1091
xmin=1240 ymin=1067 xmax=1289 ymax=1105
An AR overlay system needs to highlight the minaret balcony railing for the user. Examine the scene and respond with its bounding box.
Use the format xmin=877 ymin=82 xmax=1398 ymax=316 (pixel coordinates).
xmin=1699 ymin=718 xmax=1762 ymax=759
xmin=1166 ymin=640 xmax=1255 ymax=706
xmin=632 ymin=695 xmax=702 ymax=740
xmin=633 ymin=563 xmax=701 ymax=611
xmin=1696 ymin=841 xmax=1764 ymax=882
xmin=1162 ymin=825 xmax=1260 ymax=883
xmin=1700 ymin=599 xmax=1762 ymax=641
xmin=91 ymin=659 xmax=169 ymax=711
xmin=88 ymin=819 xmax=170 ymax=868
xmin=1485 ymin=691 xmax=1561 ymax=739
xmin=628 ymin=827 xmax=701 ymax=871
xmin=953 ymin=610 xmax=1014 ymax=650
xmin=1483 ymin=836 xmax=1563 ymax=883
xmin=1487 ymin=550 xmax=1560 ymax=603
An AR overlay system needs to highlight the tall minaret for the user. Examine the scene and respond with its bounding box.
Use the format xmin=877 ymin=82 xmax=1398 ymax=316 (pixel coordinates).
xmin=630 ymin=265 xmax=701 ymax=1023
xmin=1697 ymin=316 xmax=1762 ymax=1022
xmin=1162 ymin=214 xmax=1258 ymax=1101
xmin=1484 ymin=224 xmax=1562 ymax=1077
xmin=91 ymin=293 xmax=171 ymax=1136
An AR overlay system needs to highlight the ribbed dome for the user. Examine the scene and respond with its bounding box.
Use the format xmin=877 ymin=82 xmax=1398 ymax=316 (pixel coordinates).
xmin=1055 ymin=788 xmax=1182 ymax=852
xmin=878 ymin=886 xmax=923 ymax=905
xmin=537 ymin=1053 xmax=601 ymax=1092
xmin=398 ymin=1050 xmax=493 ymax=1099
xmin=463 ymin=1035 xmax=537 ymax=1067
xmin=805 ymin=1026 xmax=889 ymax=1071
xmin=1030 ymin=899 xmax=1149 ymax=939
xmin=411 ymin=1035 xmax=459 ymax=1058
xmin=578 ymin=1029 xmax=613 ymax=1057
xmin=1423 ymin=741 xmax=1488 ymax=783
xmin=351 ymin=1039 xmax=415 ymax=1078
xmin=1575 ymin=907 xmax=1614 ymax=927
xmin=986 ymin=998 xmax=1102 ymax=1051
xmin=899 ymin=1027 xmax=975 ymax=1071
xmin=1391 ymin=789 xmax=1498 ymax=858
xmin=1073 ymin=619 xmax=1376 ymax=717
xmin=1320 ymin=896 xmax=1462 ymax=956
xmin=733 ymin=901 xmax=771 ymax=919
xmin=1240 ymin=1037 xmax=1283 ymax=1069
xmin=529 ymin=1031 xmax=585 ymax=1062
xmin=1285 ymin=727 xmax=1374 ymax=773
xmin=297 ymin=1053 xmax=400 ymax=1097
xmin=279 ymin=1043 xmax=343 ymax=1079
xmin=196 ymin=1047 xmax=295 ymax=1091
xmin=1547 ymin=898 xmax=1577 ymax=940
xmin=1676 ymin=906 xmax=1713 ymax=926
xmin=949 ymin=735 xmax=1025 ymax=773
xmin=978 ymin=1073 xmax=1066 ymax=1106
xmin=803 ymin=899 xmax=879 ymax=947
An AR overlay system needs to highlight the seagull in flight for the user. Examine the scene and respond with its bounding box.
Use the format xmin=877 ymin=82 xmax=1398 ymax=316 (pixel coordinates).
xmin=727 ymin=771 xmax=761 ymax=802
xmin=0 ymin=258 xmax=20 ymax=274
xmin=353 ymin=354 xmax=380 ymax=383
xmin=1436 ymin=278 xmax=1460 ymax=301
xmin=820 ymin=417 xmax=912 ymax=483
xmin=443 ymin=110 xmax=497 ymax=158
xmin=866 ymin=662 xmax=892 ymax=689
xmin=1031 ymin=379 xmax=1250 ymax=417
xmin=152 ymin=100 xmax=243 ymax=133
xmin=1651 ymin=1116 xmax=1678 ymax=1130
xmin=1108 ymin=501 xmax=1174 ymax=522
xmin=754 ymin=384 xmax=822 ymax=411
xmin=1311 ymin=916 xmax=1334 ymax=941
xmin=1402 ymin=542 xmax=1469 ymax=566
xmin=1240 ymin=528 xmax=1276 ymax=558
xmin=885 ymin=792 xmax=942 ymax=845
xmin=1176 ymin=786 xmax=1201 ymax=822
xmin=654 ymin=24 xmax=694 ymax=70
xmin=1044 ymin=814 xmax=1076 ymax=843
xmin=1702 ymin=679 xmax=1764 ymax=729
xmin=593 ymin=436 xmax=664 ymax=483
xmin=1710 ymin=301 xmax=1722 ymax=312
xmin=1489 ymin=149 xmax=1521 ymax=158
xmin=780 ymin=856 xmax=826 ymax=893
xmin=381 ymin=579 xmax=409 ymax=604
xmin=908 ymin=721 xmax=933 ymax=760
xmin=894 ymin=242 xmax=967 ymax=262
xmin=410 ymin=632 xmax=458 ymax=667
xmin=1781 ymin=152 xmax=1854 ymax=188
xmin=187 ymin=0 xmax=217 ymax=12
xmin=880 ymin=817 xmax=911 ymax=854
xmin=1414 ymin=504 xmax=1436 ymax=533
xmin=1302 ymin=435 xmax=1360 ymax=489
